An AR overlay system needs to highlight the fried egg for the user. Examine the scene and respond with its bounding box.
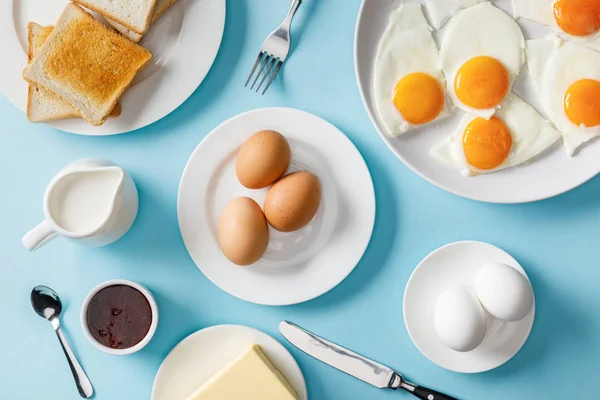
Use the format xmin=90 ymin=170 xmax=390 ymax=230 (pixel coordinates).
xmin=431 ymin=93 xmax=560 ymax=175
xmin=527 ymin=38 xmax=600 ymax=155
xmin=424 ymin=0 xmax=486 ymax=29
xmin=513 ymin=0 xmax=600 ymax=51
xmin=373 ymin=3 xmax=451 ymax=136
xmin=440 ymin=2 xmax=525 ymax=119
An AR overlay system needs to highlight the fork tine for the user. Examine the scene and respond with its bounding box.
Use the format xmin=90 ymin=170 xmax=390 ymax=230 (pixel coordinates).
xmin=256 ymin=57 xmax=277 ymax=93
xmin=251 ymin=54 xmax=271 ymax=90
xmin=245 ymin=51 xmax=265 ymax=87
xmin=261 ymin=60 xmax=283 ymax=95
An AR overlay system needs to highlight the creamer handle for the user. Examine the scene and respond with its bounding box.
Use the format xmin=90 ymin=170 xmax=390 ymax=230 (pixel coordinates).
xmin=22 ymin=219 xmax=57 ymax=251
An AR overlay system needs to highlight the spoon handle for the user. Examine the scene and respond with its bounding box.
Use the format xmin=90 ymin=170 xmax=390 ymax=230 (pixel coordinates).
xmin=54 ymin=325 xmax=94 ymax=398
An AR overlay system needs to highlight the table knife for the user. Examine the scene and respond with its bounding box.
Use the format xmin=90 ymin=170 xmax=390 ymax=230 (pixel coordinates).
xmin=279 ymin=321 xmax=458 ymax=400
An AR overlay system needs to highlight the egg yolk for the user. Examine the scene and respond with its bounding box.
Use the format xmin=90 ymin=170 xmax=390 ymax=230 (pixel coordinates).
xmin=462 ymin=117 xmax=512 ymax=170
xmin=564 ymin=79 xmax=600 ymax=127
xmin=454 ymin=56 xmax=509 ymax=110
xmin=393 ymin=72 xmax=444 ymax=124
xmin=554 ymin=0 xmax=600 ymax=37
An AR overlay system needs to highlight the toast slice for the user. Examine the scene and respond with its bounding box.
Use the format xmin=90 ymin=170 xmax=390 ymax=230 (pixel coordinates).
xmin=73 ymin=0 xmax=158 ymax=35
xmin=23 ymin=4 xmax=152 ymax=126
xmin=27 ymin=22 xmax=120 ymax=122
xmin=108 ymin=0 xmax=177 ymax=42
xmin=27 ymin=23 xmax=78 ymax=122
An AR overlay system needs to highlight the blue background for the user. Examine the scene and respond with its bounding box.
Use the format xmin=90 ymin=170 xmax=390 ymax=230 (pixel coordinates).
xmin=2 ymin=0 xmax=599 ymax=399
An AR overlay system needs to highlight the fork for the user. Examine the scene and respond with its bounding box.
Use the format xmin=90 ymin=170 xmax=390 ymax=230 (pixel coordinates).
xmin=245 ymin=0 xmax=303 ymax=95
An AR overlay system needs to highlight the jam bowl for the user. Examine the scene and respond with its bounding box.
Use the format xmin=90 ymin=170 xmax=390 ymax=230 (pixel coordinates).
xmin=80 ymin=279 xmax=159 ymax=355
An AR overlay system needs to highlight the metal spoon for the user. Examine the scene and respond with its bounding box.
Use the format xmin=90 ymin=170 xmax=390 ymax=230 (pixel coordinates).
xmin=31 ymin=285 xmax=94 ymax=398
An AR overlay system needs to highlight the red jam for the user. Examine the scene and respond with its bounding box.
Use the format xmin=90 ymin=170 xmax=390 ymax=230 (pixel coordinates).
xmin=86 ymin=285 xmax=152 ymax=349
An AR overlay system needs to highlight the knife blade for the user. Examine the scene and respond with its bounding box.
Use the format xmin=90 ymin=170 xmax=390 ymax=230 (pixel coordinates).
xmin=279 ymin=321 xmax=459 ymax=400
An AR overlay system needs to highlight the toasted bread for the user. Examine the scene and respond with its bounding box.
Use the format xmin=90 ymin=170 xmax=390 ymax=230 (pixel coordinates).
xmin=27 ymin=22 xmax=120 ymax=122
xmin=73 ymin=0 xmax=157 ymax=35
xmin=23 ymin=4 xmax=152 ymax=126
xmin=108 ymin=0 xmax=177 ymax=42
xmin=27 ymin=23 xmax=79 ymax=122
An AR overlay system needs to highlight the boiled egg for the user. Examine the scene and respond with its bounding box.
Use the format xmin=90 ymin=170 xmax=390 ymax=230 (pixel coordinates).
xmin=513 ymin=0 xmax=600 ymax=51
xmin=440 ymin=2 xmax=525 ymax=118
xmin=527 ymin=38 xmax=600 ymax=155
xmin=264 ymin=171 xmax=321 ymax=232
xmin=373 ymin=3 xmax=451 ymax=136
xmin=218 ymin=197 xmax=269 ymax=266
xmin=424 ymin=0 xmax=485 ymax=29
xmin=431 ymin=93 xmax=560 ymax=175
xmin=236 ymin=130 xmax=291 ymax=189
xmin=434 ymin=287 xmax=487 ymax=352
xmin=475 ymin=262 xmax=534 ymax=322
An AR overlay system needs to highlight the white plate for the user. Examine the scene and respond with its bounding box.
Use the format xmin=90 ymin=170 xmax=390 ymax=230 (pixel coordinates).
xmin=152 ymin=325 xmax=308 ymax=400
xmin=178 ymin=107 xmax=375 ymax=305
xmin=355 ymin=0 xmax=600 ymax=203
xmin=0 ymin=0 xmax=225 ymax=135
xmin=403 ymin=241 xmax=535 ymax=373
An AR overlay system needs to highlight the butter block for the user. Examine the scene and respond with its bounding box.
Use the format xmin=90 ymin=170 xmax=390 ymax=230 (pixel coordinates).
xmin=185 ymin=344 xmax=298 ymax=400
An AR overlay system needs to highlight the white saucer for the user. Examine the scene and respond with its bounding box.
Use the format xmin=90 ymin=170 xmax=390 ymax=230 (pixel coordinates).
xmin=403 ymin=241 xmax=535 ymax=373
xmin=178 ymin=107 xmax=375 ymax=305
xmin=0 ymin=0 xmax=225 ymax=135
xmin=152 ymin=325 xmax=308 ymax=400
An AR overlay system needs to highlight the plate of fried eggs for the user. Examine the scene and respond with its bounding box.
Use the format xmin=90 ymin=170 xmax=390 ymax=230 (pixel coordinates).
xmin=355 ymin=0 xmax=600 ymax=203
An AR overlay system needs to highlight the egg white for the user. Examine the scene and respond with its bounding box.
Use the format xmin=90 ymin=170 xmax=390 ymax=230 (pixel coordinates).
xmin=424 ymin=0 xmax=486 ymax=29
xmin=373 ymin=3 xmax=451 ymax=136
xmin=475 ymin=262 xmax=534 ymax=322
xmin=513 ymin=0 xmax=600 ymax=52
xmin=434 ymin=287 xmax=487 ymax=352
xmin=527 ymin=38 xmax=600 ymax=155
xmin=440 ymin=2 xmax=525 ymax=119
xmin=431 ymin=93 xmax=560 ymax=176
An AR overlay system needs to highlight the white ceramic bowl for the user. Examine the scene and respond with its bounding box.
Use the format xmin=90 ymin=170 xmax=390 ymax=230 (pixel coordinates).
xmin=80 ymin=279 xmax=159 ymax=355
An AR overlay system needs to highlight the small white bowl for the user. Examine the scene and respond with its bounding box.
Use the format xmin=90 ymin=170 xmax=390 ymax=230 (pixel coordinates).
xmin=81 ymin=279 xmax=159 ymax=355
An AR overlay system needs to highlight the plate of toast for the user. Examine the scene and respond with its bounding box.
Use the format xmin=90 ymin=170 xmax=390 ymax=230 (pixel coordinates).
xmin=0 ymin=0 xmax=226 ymax=135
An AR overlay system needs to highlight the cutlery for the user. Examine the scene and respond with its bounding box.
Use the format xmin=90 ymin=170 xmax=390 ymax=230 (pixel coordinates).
xmin=245 ymin=0 xmax=302 ymax=95
xmin=279 ymin=321 xmax=458 ymax=400
xmin=31 ymin=285 xmax=94 ymax=398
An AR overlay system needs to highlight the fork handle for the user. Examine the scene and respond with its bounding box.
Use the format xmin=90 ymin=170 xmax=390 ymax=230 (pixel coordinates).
xmin=282 ymin=0 xmax=302 ymax=30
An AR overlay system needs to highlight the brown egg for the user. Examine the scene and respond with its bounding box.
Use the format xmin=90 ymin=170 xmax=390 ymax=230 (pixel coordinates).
xmin=218 ymin=197 xmax=269 ymax=266
xmin=263 ymin=171 xmax=322 ymax=232
xmin=236 ymin=130 xmax=291 ymax=189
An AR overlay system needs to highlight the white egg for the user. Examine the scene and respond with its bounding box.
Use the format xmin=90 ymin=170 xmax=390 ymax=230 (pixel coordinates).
xmin=527 ymin=38 xmax=600 ymax=155
xmin=373 ymin=3 xmax=451 ymax=136
xmin=513 ymin=0 xmax=600 ymax=52
xmin=424 ymin=0 xmax=486 ymax=29
xmin=431 ymin=92 xmax=560 ymax=176
xmin=434 ymin=287 xmax=487 ymax=352
xmin=475 ymin=262 xmax=534 ymax=322
xmin=440 ymin=2 xmax=525 ymax=118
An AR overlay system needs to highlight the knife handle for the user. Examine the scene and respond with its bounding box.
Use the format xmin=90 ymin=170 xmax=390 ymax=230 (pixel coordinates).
xmin=412 ymin=385 xmax=459 ymax=400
